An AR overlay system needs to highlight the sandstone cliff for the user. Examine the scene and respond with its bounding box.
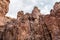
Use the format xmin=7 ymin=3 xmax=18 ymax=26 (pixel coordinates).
xmin=0 ymin=0 xmax=60 ymax=40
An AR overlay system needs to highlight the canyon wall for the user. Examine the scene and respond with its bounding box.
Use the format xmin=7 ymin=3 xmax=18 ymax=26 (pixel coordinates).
xmin=0 ymin=0 xmax=60 ymax=40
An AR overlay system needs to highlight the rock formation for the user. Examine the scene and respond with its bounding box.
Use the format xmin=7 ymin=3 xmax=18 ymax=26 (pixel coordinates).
xmin=0 ymin=0 xmax=18 ymax=40
xmin=0 ymin=0 xmax=10 ymax=40
xmin=17 ymin=2 xmax=60 ymax=40
xmin=44 ymin=2 xmax=60 ymax=40
xmin=17 ymin=6 xmax=52 ymax=40
xmin=0 ymin=0 xmax=60 ymax=40
xmin=0 ymin=0 xmax=11 ymax=26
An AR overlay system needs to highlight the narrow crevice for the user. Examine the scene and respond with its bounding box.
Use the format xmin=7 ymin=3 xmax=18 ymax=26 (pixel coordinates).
xmin=39 ymin=16 xmax=46 ymax=40
xmin=43 ymin=23 xmax=52 ymax=40
xmin=29 ymin=16 xmax=36 ymax=40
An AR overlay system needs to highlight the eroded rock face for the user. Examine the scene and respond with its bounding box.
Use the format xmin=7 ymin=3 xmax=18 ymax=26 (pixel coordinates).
xmin=0 ymin=0 xmax=10 ymax=16
xmin=17 ymin=6 xmax=50 ymax=40
xmin=32 ymin=6 xmax=40 ymax=19
xmin=3 ymin=19 xmax=18 ymax=40
xmin=0 ymin=0 xmax=10 ymax=39
xmin=0 ymin=0 xmax=17 ymax=40
xmin=0 ymin=0 xmax=11 ymax=26
xmin=0 ymin=1 xmax=60 ymax=40
xmin=17 ymin=11 xmax=31 ymax=40
xmin=54 ymin=2 xmax=60 ymax=12
xmin=44 ymin=2 xmax=60 ymax=40
xmin=17 ymin=2 xmax=60 ymax=40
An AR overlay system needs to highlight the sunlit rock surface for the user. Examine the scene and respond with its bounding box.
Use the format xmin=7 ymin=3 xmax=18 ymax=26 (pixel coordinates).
xmin=0 ymin=0 xmax=60 ymax=40
xmin=44 ymin=2 xmax=60 ymax=40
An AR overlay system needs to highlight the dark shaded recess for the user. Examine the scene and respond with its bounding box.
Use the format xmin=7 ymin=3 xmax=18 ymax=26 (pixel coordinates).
xmin=28 ymin=16 xmax=35 ymax=21
xmin=28 ymin=16 xmax=35 ymax=40
xmin=1 ymin=21 xmax=18 ymax=40
xmin=0 ymin=26 xmax=6 ymax=40
xmin=43 ymin=23 xmax=52 ymax=40
xmin=0 ymin=32 xmax=3 ymax=40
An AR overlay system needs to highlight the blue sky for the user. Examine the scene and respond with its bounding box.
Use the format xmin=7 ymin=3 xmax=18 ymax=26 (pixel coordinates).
xmin=6 ymin=0 xmax=60 ymax=18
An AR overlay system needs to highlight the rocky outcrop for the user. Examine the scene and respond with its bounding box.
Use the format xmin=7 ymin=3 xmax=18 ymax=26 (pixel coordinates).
xmin=0 ymin=0 xmax=18 ymax=40
xmin=17 ymin=6 xmax=51 ymax=40
xmin=0 ymin=0 xmax=60 ymax=40
xmin=0 ymin=0 xmax=11 ymax=26
xmin=44 ymin=2 xmax=60 ymax=40
xmin=17 ymin=2 xmax=60 ymax=40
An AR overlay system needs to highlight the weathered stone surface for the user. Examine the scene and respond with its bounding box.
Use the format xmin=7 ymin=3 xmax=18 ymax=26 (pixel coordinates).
xmin=0 ymin=0 xmax=10 ymax=39
xmin=0 ymin=0 xmax=17 ymax=40
xmin=53 ymin=2 xmax=60 ymax=12
xmin=32 ymin=6 xmax=40 ymax=19
xmin=17 ymin=6 xmax=50 ymax=40
xmin=44 ymin=2 xmax=60 ymax=40
xmin=0 ymin=0 xmax=11 ymax=26
xmin=0 ymin=0 xmax=10 ymax=16
xmin=0 ymin=0 xmax=60 ymax=40
xmin=3 ymin=19 xmax=18 ymax=40
xmin=17 ymin=11 xmax=31 ymax=40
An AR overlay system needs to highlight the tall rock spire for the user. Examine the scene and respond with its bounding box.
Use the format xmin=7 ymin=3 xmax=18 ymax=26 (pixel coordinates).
xmin=0 ymin=0 xmax=10 ymax=26
xmin=45 ymin=2 xmax=60 ymax=40
xmin=50 ymin=2 xmax=60 ymax=16
xmin=32 ymin=6 xmax=41 ymax=19
xmin=53 ymin=2 xmax=60 ymax=11
xmin=0 ymin=0 xmax=10 ymax=16
xmin=17 ymin=11 xmax=24 ymax=20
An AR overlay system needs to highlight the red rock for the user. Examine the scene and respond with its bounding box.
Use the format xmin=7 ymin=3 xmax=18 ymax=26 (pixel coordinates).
xmin=0 ymin=0 xmax=60 ymax=40
xmin=44 ymin=2 xmax=60 ymax=40
xmin=32 ymin=6 xmax=40 ymax=19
